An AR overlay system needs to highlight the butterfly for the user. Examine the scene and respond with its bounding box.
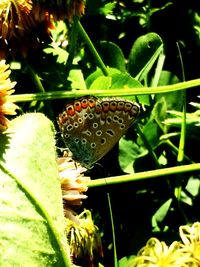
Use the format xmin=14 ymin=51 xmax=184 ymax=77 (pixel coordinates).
xmin=57 ymin=96 xmax=140 ymax=168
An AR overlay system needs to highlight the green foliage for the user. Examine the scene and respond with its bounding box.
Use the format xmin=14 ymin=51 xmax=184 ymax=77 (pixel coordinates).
xmin=128 ymin=32 xmax=163 ymax=81
xmin=96 ymin=41 xmax=126 ymax=72
xmin=4 ymin=1 xmax=200 ymax=266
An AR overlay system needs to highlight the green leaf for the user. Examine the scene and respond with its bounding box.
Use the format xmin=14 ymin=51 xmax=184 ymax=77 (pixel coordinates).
xmin=97 ymin=41 xmax=126 ymax=72
xmin=110 ymin=72 xmax=141 ymax=89
xmin=44 ymin=45 xmax=69 ymax=64
xmin=89 ymin=75 xmax=112 ymax=89
xmin=128 ymin=32 xmax=163 ymax=81
xmin=186 ymin=176 xmax=200 ymax=197
xmin=109 ymin=72 xmax=148 ymax=103
xmin=119 ymin=138 xmax=142 ymax=173
xmin=86 ymin=67 xmax=120 ymax=88
xmin=68 ymin=68 xmax=86 ymax=89
xmin=33 ymin=51 xmax=70 ymax=92
xmin=99 ymin=2 xmax=116 ymax=15
xmin=152 ymin=198 xmax=172 ymax=232
xmin=87 ymin=67 xmax=149 ymax=104
xmin=0 ymin=113 xmax=70 ymax=266
xmin=119 ymin=256 xmax=136 ymax=267
xmin=139 ymin=119 xmax=162 ymax=149
xmin=86 ymin=67 xmax=149 ymax=104
xmin=155 ymin=71 xmax=183 ymax=111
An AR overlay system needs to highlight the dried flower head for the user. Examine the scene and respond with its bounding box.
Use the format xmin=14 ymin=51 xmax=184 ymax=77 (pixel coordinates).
xmin=57 ymin=153 xmax=103 ymax=266
xmin=0 ymin=0 xmax=51 ymax=58
xmin=0 ymin=0 xmax=32 ymax=40
xmin=34 ymin=0 xmax=85 ymax=22
xmin=0 ymin=60 xmax=18 ymax=131
xmin=57 ymin=153 xmax=90 ymax=221
xmin=0 ymin=0 xmax=85 ymax=58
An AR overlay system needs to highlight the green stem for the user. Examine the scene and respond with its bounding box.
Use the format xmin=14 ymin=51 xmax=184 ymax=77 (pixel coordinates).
xmin=9 ymin=78 xmax=200 ymax=102
xmin=164 ymin=140 xmax=193 ymax=164
xmin=26 ymin=63 xmax=45 ymax=92
xmin=151 ymin=51 xmax=165 ymax=87
xmin=107 ymin=193 xmax=118 ymax=267
xmin=26 ymin=63 xmax=54 ymax=119
xmin=86 ymin=163 xmax=200 ymax=188
xmin=77 ymin=19 xmax=109 ymax=76
xmin=176 ymin=42 xmax=187 ymax=200
xmin=176 ymin=42 xmax=186 ymax=164
xmin=66 ymin=16 xmax=79 ymax=76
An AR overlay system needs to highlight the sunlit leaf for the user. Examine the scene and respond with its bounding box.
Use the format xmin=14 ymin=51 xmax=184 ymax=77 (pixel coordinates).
xmin=89 ymin=75 xmax=112 ymax=89
xmin=68 ymin=69 xmax=86 ymax=89
xmin=44 ymin=45 xmax=69 ymax=64
xmin=86 ymin=67 xmax=120 ymax=88
xmin=0 ymin=113 xmax=70 ymax=266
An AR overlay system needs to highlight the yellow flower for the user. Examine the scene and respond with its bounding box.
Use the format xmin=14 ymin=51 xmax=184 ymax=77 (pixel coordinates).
xmin=0 ymin=60 xmax=18 ymax=131
xmin=131 ymin=237 xmax=194 ymax=267
xmin=179 ymin=222 xmax=200 ymax=266
xmin=65 ymin=209 xmax=103 ymax=266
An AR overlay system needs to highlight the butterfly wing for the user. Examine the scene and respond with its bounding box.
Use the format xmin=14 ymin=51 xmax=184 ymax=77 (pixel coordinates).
xmin=58 ymin=96 xmax=140 ymax=168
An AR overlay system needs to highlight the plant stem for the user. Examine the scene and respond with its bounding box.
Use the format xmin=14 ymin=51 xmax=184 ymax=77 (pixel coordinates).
xmin=177 ymin=43 xmax=186 ymax=164
xmin=66 ymin=16 xmax=79 ymax=76
xmin=86 ymin=163 xmax=200 ymax=188
xmin=175 ymin=42 xmax=187 ymax=200
xmin=107 ymin=193 xmax=118 ymax=267
xmin=26 ymin=63 xmax=45 ymax=92
xmin=9 ymin=78 xmax=200 ymax=102
xmin=164 ymin=140 xmax=193 ymax=163
xmin=77 ymin=19 xmax=109 ymax=76
xmin=26 ymin=63 xmax=54 ymax=119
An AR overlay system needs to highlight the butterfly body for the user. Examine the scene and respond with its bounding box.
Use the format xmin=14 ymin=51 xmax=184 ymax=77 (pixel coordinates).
xmin=58 ymin=96 xmax=140 ymax=168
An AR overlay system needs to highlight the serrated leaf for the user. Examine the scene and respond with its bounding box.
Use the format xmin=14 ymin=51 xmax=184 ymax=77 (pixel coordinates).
xmin=99 ymin=2 xmax=116 ymax=15
xmin=44 ymin=45 xmax=69 ymax=64
xmin=0 ymin=113 xmax=70 ymax=266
